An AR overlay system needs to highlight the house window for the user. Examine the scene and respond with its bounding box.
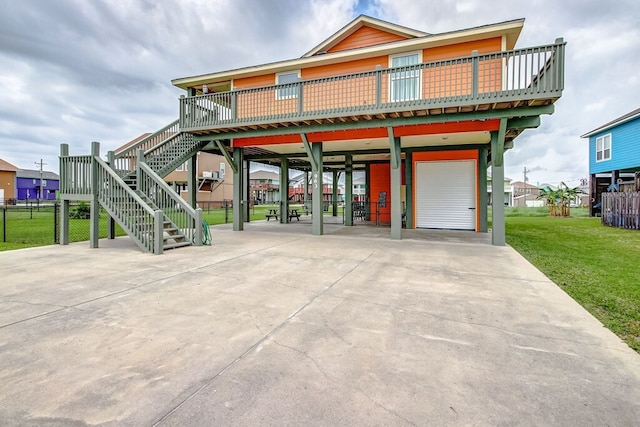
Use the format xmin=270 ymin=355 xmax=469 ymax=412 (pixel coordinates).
xmin=219 ymin=162 xmax=225 ymax=178
xmin=390 ymin=53 xmax=421 ymax=102
xmin=42 ymin=180 xmax=47 ymax=186
xmin=176 ymin=162 xmax=186 ymax=171
xmin=596 ymin=134 xmax=611 ymax=162
xmin=276 ymin=71 xmax=300 ymax=100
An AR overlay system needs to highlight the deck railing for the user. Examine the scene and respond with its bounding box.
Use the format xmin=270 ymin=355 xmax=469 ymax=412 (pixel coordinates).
xmin=138 ymin=161 xmax=203 ymax=245
xmin=180 ymin=40 xmax=565 ymax=131
xmin=94 ymin=157 xmax=163 ymax=253
xmin=60 ymin=155 xmax=93 ymax=195
xmin=111 ymin=120 xmax=180 ymax=178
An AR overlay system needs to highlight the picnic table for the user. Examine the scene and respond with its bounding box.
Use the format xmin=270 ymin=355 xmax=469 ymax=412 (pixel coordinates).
xmin=288 ymin=209 xmax=300 ymax=221
xmin=265 ymin=209 xmax=278 ymax=221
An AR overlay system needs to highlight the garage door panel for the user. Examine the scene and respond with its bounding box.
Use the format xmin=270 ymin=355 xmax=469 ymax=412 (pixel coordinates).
xmin=415 ymin=160 xmax=476 ymax=230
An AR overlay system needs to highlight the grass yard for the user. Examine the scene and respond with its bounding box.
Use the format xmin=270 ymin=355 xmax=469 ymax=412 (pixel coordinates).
xmin=505 ymin=212 xmax=640 ymax=352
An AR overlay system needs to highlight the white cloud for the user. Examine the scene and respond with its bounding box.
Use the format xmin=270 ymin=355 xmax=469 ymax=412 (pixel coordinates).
xmin=1 ymin=0 xmax=639 ymax=186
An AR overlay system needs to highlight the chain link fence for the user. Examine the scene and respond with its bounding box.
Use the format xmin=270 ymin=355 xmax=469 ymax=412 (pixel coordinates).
xmin=0 ymin=202 xmax=125 ymax=248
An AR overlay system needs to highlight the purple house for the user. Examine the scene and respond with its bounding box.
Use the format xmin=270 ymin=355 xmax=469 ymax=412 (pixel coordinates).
xmin=16 ymin=169 xmax=60 ymax=200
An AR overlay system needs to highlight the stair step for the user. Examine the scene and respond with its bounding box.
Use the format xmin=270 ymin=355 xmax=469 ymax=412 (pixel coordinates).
xmin=163 ymin=241 xmax=192 ymax=250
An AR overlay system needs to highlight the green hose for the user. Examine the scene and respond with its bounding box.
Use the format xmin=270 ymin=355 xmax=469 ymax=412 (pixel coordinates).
xmin=202 ymin=220 xmax=212 ymax=245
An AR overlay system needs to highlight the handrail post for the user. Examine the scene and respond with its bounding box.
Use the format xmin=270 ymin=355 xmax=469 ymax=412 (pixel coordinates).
xmin=555 ymin=38 xmax=565 ymax=92
xmin=375 ymin=65 xmax=382 ymax=107
xmin=179 ymin=95 xmax=185 ymax=127
xmin=195 ymin=208 xmax=203 ymax=245
xmin=90 ymin=141 xmax=100 ymax=249
xmin=297 ymin=81 xmax=304 ymax=114
xmin=136 ymin=149 xmax=144 ymax=192
xmin=471 ymin=50 xmax=479 ymax=97
xmin=154 ymin=209 xmax=164 ymax=254
xmin=231 ymin=89 xmax=238 ymax=121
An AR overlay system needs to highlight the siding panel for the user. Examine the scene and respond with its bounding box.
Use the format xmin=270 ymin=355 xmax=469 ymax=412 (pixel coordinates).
xmin=327 ymin=27 xmax=408 ymax=53
xmin=589 ymin=117 xmax=640 ymax=173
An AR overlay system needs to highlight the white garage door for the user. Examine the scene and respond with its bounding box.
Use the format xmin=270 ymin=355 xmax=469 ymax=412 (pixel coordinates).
xmin=415 ymin=160 xmax=476 ymax=230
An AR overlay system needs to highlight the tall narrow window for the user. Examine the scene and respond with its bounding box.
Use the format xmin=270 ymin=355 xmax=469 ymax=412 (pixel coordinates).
xmin=276 ymin=71 xmax=299 ymax=100
xmin=390 ymin=53 xmax=421 ymax=102
xmin=596 ymin=134 xmax=611 ymax=162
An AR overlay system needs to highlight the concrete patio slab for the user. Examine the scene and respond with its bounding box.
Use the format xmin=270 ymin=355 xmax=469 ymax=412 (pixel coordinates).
xmin=1 ymin=223 xmax=639 ymax=426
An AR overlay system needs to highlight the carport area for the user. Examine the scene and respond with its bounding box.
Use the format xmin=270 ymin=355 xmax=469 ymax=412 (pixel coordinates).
xmin=1 ymin=225 xmax=639 ymax=425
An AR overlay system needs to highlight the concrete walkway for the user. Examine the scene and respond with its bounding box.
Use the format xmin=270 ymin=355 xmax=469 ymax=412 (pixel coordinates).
xmin=1 ymin=223 xmax=639 ymax=426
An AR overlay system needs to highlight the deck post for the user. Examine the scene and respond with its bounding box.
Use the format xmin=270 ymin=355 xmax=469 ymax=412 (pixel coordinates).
xmin=389 ymin=128 xmax=402 ymax=240
xmin=312 ymin=142 xmax=323 ymax=235
xmin=232 ymin=147 xmax=244 ymax=231
xmin=332 ymin=170 xmax=338 ymax=216
xmin=405 ymin=151 xmax=413 ymax=229
xmin=280 ymin=157 xmax=289 ymax=224
xmin=59 ymin=144 xmax=70 ymax=245
xmin=90 ymin=141 xmax=100 ymax=249
xmin=479 ymin=146 xmax=488 ymax=232
xmin=471 ymin=50 xmax=479 ymax=97
xmin=345 ymin=155 xmax=353 ymax=226
xmin=365 ymin=163 xmax=371 ymax=221
xmin=491 ymin=119 xmax=507 ymax=246
xmin=303 ymin=171 xmax=309 ymax=208
xmin=187 ymin=153 xmax=197 ymax=209
xmin=106 ymin=150 xmax=116 ymax=239
xmin=243 ymin=159 xmax=250 ymax=222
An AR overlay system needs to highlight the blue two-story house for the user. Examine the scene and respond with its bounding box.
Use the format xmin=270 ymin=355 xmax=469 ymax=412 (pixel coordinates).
xmin=582 ymin=107 xmax=640 ymax=216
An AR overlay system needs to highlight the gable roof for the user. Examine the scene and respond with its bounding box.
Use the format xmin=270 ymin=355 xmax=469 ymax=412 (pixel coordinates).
xmin=0 ymin=159 xmax=19 ymax=172
xmin=303 ymin=15 xmax=428 ymax=57
xmin=581 ymin=107 xmax=640 ymax=138
xmin=114 ymin=133 xmax=152 ymax=154
xmin=172 ymin=18 xmax=524 ymax=91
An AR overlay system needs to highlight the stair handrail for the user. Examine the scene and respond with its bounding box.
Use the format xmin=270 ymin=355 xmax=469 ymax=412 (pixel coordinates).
xmin=143 ymin=132 xmax=205 ymax=178
xmin=112 ymin=119 xmax=180 ymax=177
xmin=94 ymin=156 xmax=164 ymax=254
xmin=138 ymin=159 xmax=203 ymax=246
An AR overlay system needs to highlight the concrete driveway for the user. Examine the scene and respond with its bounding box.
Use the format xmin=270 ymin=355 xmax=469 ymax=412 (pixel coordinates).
xmin=1 ymin=222 xmax=639 ymax=426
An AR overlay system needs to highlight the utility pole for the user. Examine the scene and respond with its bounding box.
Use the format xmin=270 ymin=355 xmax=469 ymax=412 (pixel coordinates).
xmin=35 ymin=159 xmax=47 ymax=201
xmin=523 ymin=166 xmax=530 ymax=186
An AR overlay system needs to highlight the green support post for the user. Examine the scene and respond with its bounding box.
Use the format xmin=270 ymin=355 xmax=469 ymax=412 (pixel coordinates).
xmin=232 ymin=147 xmax=244 ymax=231
xmin=188 ymin=154 xmax=197 ymax=209
xmin=479 ymin=147 xmax=488 ymax=232
xmin=90 ymin=141 xmax=100 ymax=249
xmin=312 ymin=142 xmax=323 ymax=235
xmin=280 ymin=158 xmax=289 ymax=224
xmin=405 ymin=151 xmax=413 ymax=229
xmin=243 ymin=160 xmax=250 ymax=222
xmin=59 ymin=144 xmax=70 ymax=245
xmin=491 ymin=119 xmax=507 ymax=246
xmin=365 ymin=163 xmax=371 ymax=221
xmin=106 ymin=150 xmax=116 ymax=239
xmin=332 ymin=170 xmax=338 ymax=216
xmin=345 ymin=155 xmax=353 ymax=226
xmin=389 ymin=129 xmax=402 ymax=240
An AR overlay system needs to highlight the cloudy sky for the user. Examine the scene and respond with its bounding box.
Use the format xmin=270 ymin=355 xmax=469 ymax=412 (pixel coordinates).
xmin=1 ymin=0 xmax=639 ymax=186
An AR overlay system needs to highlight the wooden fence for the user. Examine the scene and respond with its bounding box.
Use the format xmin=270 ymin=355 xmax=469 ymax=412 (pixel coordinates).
xmin=601 ymin=192 xmax=640 ymax=230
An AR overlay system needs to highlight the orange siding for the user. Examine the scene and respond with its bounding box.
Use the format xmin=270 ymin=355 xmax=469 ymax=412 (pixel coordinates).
xmin=302 ymin=55 xmax=387 ymax=79
xmin=0 ymin=171 xmax=15 ymax=199
xmin=234 ymin=74 xmax=276 ymax=90
xmin=422 ymin=37 xmax=502 ymax=61
xmin=234 ymin=37 xmax=504 ymax=120
xmin=327 ymin=27 xmax=408 ymax=54
xmin=412 ymin=150 xmax=480 ymax=231
xmin=370 ymin=163 xmax=391 ymax=223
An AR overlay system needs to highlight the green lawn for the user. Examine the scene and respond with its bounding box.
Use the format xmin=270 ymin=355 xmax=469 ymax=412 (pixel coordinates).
xmin=504 ymin=212 xmax=640 ymax=352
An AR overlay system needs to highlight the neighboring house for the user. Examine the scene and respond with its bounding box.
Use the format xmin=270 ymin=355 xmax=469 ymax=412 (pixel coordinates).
xmin=352 ymin=174 xmax=366 ymax=201
xmin=60 ymin=14 xmax=565 ymax=252
xmin=487 ymin=174 xmax=512 ymax=206
xmin=0 ymin=159 xmax=19 ymax=204
xmin=510 ymin=181 xmax=541 ymax=207
xmin=289 ymin=172 xmax=343 ymax=203
xmin=115 ymin=138 xmax=233 ymax=206
xmin=250 ymin=170 xmax=280 ymax=203
xmin=16 ymin=169 xmax=60 ymax=201
xmin=581 ymin=107 xmax=640 ymax=216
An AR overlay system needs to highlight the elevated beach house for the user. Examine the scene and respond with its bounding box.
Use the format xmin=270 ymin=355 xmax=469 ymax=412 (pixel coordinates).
xmin=59 ymin=15 xmax=565 ymax=253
